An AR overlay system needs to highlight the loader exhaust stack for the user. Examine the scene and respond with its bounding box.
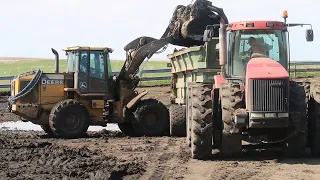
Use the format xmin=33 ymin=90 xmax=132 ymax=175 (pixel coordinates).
xmin=51 ymin=48 xmax=59 ymax=73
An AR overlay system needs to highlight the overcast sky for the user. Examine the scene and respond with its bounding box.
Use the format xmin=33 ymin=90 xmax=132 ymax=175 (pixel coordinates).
xmin=0 ymin=0 xmax=318 ymax=61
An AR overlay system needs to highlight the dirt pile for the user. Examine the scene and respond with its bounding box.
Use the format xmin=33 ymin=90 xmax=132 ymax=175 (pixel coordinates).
xmin=0 ymin=130 xmax=146 ymax=180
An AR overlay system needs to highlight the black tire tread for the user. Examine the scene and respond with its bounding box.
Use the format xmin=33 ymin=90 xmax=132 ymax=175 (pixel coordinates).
xmin=40 ymin=124 xmax=56 ymax=137
xmin=308 ymin=80 xmax=320 ymax=157
xmin=132 ymin=99 xmax=169 ymax=137
xmin=118 ymin=122 xmax=138 ymax=137
xmin=49 ymin=99 xmax=89 ymax=139
xmin=190 ymin=83 xmax=213 ymax=160
xmin=219 ymin=83 xmax=243 ymax=157
xmin=169 ymin=104 xmax=186 ymax=137
xmin=285 ymin=81 xmax=308 ymax=157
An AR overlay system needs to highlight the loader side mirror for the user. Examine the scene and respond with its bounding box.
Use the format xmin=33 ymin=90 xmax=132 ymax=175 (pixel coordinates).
xmin=203 ymin=29 xmax=213 ymax=42
xmin=167 ymin=63 xmax=172 ymax=67
xmin=306 ymin=29 xmax=314 ymax=42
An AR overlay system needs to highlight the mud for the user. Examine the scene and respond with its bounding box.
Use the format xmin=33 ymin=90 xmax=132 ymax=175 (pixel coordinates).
xmin=0 ymin=130 xmax=146 ymax=180
xmin=1 ymin=84 xmax=320 ymax=180
xmin=0 ymin=95 xmax=20 ymax=123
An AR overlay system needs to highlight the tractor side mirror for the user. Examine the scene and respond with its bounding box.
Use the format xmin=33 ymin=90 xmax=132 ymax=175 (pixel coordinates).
xmin=306 ymin=29 xmax=314 ymax=42
xmin=203 ymin=29 xmax=213 ymax=42
xmin=167 ymin=63 xmax=172 ymax=67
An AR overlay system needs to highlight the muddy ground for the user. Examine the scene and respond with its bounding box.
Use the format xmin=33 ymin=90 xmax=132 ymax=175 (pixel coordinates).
xmin=1 ymin=84 xmax=320 ymax=180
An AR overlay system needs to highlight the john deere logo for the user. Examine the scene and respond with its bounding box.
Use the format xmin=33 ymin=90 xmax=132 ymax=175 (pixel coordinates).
xmin=80 ymin=82 xmax=87 ymax=89
xmin=41 ymin=79 xmax=63 ymax=85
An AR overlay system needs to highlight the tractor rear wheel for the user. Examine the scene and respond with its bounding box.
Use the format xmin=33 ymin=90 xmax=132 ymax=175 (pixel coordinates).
xmin=219 ymin=83 xmax=243 ymax=157
xmin=49 ymin=99 xmax=89 ymax=139
xmin=132 ymin=99 xmax=169 ymax=136
xmin=285 ymin=81 xmax=307 ymax=157
xmin=308 ymin=80 xmax=320 ymax=157
xmin=169 ymin=104 xmax=186 ymax=137
xmin=189 ymin=83 xmax=213 ymax=160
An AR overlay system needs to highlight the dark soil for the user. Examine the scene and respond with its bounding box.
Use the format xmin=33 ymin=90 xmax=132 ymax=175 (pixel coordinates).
xmin=1 ymin=85 xmax=320 ymax=180
xmin=0 ymin=130 xmax=146 ymax=180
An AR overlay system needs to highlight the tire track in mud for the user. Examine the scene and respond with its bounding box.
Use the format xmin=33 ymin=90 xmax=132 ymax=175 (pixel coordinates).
xmin=144 ymin=138 xmax=191 ymax=180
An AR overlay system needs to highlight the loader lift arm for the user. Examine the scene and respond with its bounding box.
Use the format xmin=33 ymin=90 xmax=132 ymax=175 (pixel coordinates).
xmin=118 ymin=0 xmax=229 ymax=81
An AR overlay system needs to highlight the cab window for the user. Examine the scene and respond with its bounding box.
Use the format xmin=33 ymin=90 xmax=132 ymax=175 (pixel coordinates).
xmin=67 ymin=51 xmax=78 ymax=72
xmin=80 ymin=51 xmax=89 ymax=73
xmin=89 ymin=51 xmax=105 ymax=79
xmin=228 ymin=29 xmax=288 ymax=77
xmin=105 ymin=52 xmax=113 ymax=78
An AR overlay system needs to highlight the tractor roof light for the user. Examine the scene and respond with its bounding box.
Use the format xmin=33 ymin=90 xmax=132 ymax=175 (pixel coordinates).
xmin=246 ymin=23 xmax=254 ymax=27
xmin=282 ymin=10 xmax=288 ymax=19
xmin=266 ymin=22 xmax=274 ymax=27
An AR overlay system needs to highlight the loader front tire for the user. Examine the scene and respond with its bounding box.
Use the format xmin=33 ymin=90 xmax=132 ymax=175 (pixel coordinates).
xmin=49 ymin=99 xmax=89 ymax=139
xmin=189 ymin=83 xmax=213 ymax=160
xmin=118 ymin=110 xmax=138 ymax=137
xmin=132 ymin=99 xmax=169 ymax=136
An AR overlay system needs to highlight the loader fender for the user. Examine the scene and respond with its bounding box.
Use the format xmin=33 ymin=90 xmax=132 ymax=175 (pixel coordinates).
xmin=125 ymin=90 xmax=148 ymax=109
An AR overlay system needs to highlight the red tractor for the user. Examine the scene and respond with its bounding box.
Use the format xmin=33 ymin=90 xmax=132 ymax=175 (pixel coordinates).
xmin=187 ymin=10 xmax=317 ymax=159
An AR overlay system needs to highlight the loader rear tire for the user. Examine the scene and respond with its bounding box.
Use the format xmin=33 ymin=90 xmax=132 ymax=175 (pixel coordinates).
xmin=169 ymin=104 xmax=186 ymax=137
xmin=285 ymin=81 xmax=307 ymax=157
xmin=132 ymin=99 xmax=169 ymax=136
xmin=189 ymin=83 xmax=213 ymax=160
xmin=49 ymin=99 xmax=89 ymax=139
xmin=219 ymin=83 xmax=243 ymax=157
xmin=308 ymin=81 xmax=320 ymax=157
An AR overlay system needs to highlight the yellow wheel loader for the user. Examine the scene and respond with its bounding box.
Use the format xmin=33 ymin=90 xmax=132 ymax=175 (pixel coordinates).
xmin=7 ymin=46 xmax=169 ymax=138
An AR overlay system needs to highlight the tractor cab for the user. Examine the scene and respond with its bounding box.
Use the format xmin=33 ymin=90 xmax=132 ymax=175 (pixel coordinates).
xmin=62 ymin=46 xmax=114 ymax=94
xmin=226 ymin=21 xmax=291 ymax=77
xmin=203 ymin=11 xmax=314 ymax=80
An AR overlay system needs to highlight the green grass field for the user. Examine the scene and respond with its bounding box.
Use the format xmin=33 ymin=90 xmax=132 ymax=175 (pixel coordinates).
xmin=1 ymin=58 xmax=320 ymax=89
xmin=0 ymin=59 xmax=171 ymax=87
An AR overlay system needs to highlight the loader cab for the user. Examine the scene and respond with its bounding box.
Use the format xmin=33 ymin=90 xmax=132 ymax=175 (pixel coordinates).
xmin=64 ymin=46 xmax=113 ymax=94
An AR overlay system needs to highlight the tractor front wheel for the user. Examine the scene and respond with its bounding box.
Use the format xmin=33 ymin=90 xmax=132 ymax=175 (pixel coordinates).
xmin=219 ymin=83 xmax=243 ymax=157
xmin=285 ymin=81 xmax=307 ymax=157
xmin=49 ymin=99 xmax=89 ymax=139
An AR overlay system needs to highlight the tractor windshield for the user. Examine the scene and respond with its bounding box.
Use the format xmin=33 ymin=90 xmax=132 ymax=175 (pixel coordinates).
xmin=227 ymin=29 xmax=288 ymax=77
